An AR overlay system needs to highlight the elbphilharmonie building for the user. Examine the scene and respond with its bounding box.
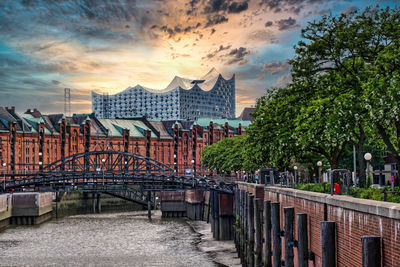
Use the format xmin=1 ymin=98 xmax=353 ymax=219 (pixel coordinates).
xmin=91 ymin=68 xmax=235 ymax=120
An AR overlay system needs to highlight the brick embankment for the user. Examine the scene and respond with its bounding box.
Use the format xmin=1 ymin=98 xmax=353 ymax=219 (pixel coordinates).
xmin=237 ymin=182 xmax=400 ymax=267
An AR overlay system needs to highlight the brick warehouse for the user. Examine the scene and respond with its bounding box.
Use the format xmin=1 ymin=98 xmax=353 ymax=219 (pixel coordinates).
xmin=0 ymin=106 xmax=250 ymax=176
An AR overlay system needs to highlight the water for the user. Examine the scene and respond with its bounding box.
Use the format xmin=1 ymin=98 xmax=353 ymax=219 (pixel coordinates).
xmin=0 ymin=211 xmax=217 ymax=266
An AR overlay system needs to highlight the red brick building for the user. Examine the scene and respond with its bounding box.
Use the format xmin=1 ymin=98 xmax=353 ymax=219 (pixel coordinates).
xmin=0 ymin=107 xmax=250 ymax=176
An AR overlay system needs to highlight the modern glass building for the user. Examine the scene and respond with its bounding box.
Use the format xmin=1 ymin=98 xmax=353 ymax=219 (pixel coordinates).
xmin=91 ymin=68 xmax=235 ymax=120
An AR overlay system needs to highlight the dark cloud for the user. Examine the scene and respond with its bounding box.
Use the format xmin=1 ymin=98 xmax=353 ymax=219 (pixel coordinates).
xmin=261 ymin=60 xmax=289 ymax=75
xmin=228 ymin=2 xmax=249 ymax=13
xmin=265 ymin=21 xmax=273 ymax=27
xmin=186 ymin=0 xmax=201 ymax=15
xmin=276 ymin=17 xmax=299 ymax=31
xmin=160 ymin=22 xmax=201 ymax=37
xmin=203 ymin=44 xmax=232 ymax=59
xmin=205 ymin=14 xmax=229 ymax=27
xmin=203 ymin=0 xmax=249 ymax=14
xmin=226 ymin=47 xmax=250 ymax=65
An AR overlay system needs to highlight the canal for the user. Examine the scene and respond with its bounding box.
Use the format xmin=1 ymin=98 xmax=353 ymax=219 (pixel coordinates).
xmin=0 ymin=211 xmax=218 ymax=266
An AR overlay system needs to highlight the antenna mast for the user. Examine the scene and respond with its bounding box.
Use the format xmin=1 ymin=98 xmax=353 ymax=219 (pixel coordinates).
xmin=64 ymin=88 xmax=71 ymax=116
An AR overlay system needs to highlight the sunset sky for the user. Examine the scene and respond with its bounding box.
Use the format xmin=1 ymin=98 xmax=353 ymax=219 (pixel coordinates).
xmin=0 ymin=0 xmax=397 ymax=116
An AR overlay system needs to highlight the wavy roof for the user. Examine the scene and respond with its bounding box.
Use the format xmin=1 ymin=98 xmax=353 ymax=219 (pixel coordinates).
xmin=93 ymin=68 xmax=233 ymax=96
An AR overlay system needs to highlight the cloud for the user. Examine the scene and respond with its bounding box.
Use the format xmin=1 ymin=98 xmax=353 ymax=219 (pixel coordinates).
xmin=205 ymin=14 xmax=229 ymax=27
xmin=265 ymin=21 xmax=273 ymax=27
xmin=276 ymin=17 xmax=299 ymax=31
xmin=314 ymin=8 xmax=331 ymax=15
xmin=272 ymin=73 xmax=292 ymax=87
xmin=342 ymin=6 xmax=358 ymax=14
xmin=226 ymin=47 xmax=250 ymax=65
xmin=259 ymin=0 xmax=329 ymax=14
xmin=203 ymin=0 xmax=249 ymax=14
xmin=261 ymin=60 xmax=289 ymax=75
xmin=228 ymin=2 xmax=249 ymax=13
xmin=159 ymin=23 xmax=201 ymax=37
xmin=202 ymin=45 xmax=232 ymax=59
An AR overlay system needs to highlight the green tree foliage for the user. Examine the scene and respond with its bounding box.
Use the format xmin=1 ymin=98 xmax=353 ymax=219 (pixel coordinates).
xmin=246 ymin=86 xmax=301 ymax=169
xmin=201 ymin=135 xmax=260 ymax=173
xmin=247 ymin=7 xmax=400 ymax=187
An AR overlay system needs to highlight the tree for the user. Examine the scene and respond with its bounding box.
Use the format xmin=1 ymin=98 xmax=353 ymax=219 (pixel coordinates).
xmin=201 ymin=135 xmax=261 ymax=174
xmin=363 ymin=15 xmax=400 ymax=164
xmin=246 ymin=86 xmax=301 ymax=170
xmin=289 ymin=7 xmax=400 ymax=186
xmin=247 ymin=7 xmax=400 ymax=187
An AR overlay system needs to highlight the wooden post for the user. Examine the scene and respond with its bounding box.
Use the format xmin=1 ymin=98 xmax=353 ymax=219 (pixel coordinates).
xmin=210 ymin=191 xmax=214 ymax=233
xmin=55 ymin=192 xmax=59 ymax=219
xmin=271 ymin=202 xmax=281 ymax=267
xmin=213 ymin=191 xmax=220 ymax=240
xmin=233 ymin=189 xmax=238 ymax=249
xmin=254 ymin=198 xmax=262 ymax=267
xmin=297 ymin=213 xmax=309 ymax=267
xmin=239 ymin=190 xmax=245 ymax=264
xmin=321 ymin=221 xmax=336 ymax=267
xmin=238 ymin=190 xmax=242 ymax=260
xmin=284 ymin=207 xmax=295 ymax=267
xmin=243 ymin=191 xmax=249 ymax=265
xmin=153 ymin=191 xmax=157 ymax=210
xmin=96 ymin=193 xmax=101 ymax=213
xmin=92 ymin=193 xmax=96 ymax=213
xmin=147 ymin=191 xmax=151 ymax=219
xmin=247 ymin=194 xmax=255 ymax=267
xmin=361 ymin=236 xmax=381 ymax=267
xmin=263 ymin=200 xmax=272 ymax=267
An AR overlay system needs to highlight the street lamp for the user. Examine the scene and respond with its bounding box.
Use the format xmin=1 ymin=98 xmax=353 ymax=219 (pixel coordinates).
xmin=294 ymin=166 xmax=298 ymax=186
xmin=101 ymin=158 xmax=106 ymax=186
xmin=191 ymin=159 xmax=195 ymax=176
xmin=2 ymin=162 xmax=6 ymax=191
xmin=364 ymin=153 xmax=372 ymax=187
xmin=317 ymin=161 xmax=323 ymax=183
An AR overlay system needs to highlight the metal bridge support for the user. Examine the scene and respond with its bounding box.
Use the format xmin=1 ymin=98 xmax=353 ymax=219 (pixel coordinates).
xmin=147 ymin=191 xmax=151 ymax=219
xmin=96 ymin=194 xmax=101 ymax=213
xmin=92 ymin=193 xmax=96 ymax=213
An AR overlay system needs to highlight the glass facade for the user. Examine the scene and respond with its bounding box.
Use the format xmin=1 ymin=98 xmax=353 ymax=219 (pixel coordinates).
xmin=91 ymin=69 xmax=235 ymax=120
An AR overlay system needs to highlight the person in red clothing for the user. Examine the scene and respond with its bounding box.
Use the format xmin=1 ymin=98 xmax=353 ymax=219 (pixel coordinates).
xmin=333 ymin=183 xmax=341 ymax=194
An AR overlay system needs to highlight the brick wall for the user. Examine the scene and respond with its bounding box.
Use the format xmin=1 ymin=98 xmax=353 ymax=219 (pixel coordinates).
xmin=238 ymin=183 xmax=400 ymax=267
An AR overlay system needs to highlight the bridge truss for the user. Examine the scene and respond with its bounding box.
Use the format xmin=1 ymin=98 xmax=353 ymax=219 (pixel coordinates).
xmin=1 ymin=151 xmax=235 ymax=206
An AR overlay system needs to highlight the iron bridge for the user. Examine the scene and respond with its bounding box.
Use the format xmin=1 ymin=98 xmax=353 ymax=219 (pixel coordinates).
xmin=1 ymin=151 xmax=235 ymax=206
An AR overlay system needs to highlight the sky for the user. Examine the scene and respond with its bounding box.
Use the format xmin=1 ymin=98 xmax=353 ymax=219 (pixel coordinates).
xmin=0 ymin=0 xmax=398 ymax=116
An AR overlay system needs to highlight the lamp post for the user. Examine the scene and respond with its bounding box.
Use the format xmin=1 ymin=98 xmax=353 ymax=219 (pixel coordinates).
xmin=191 ymin=159 xmax=195 ymax=176
xmin=317 ymin=161 xmax=322 ymax=183
xmin=3 ymin=162 xmax=6 ymax=191
xmin=101 ymin=158 xmax=106 ymax=186
xmin=294 ymin=166 xmax=298 ymax=186
xmin=364 ymin=153 xmax=372 ymax=187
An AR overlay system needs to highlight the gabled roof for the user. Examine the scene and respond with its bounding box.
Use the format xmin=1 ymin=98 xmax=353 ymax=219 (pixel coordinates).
xmin=149 ymin=121 xmax=173 ymax=139
xmin=96 ymin=118 xmax=157 ymax=138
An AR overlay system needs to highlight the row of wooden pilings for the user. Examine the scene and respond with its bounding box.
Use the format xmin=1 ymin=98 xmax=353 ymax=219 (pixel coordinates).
xmin=233 ymin=189 xmax=382 ymax=267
